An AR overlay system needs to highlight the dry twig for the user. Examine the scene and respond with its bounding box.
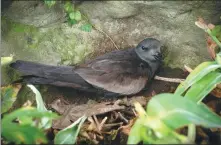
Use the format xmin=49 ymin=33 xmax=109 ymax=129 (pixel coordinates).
xmin=103 ymin=122 xmax=123 ymax=128
xmin=82 ymin=13 xmax=119 ymax=50
xmin=154 ymin=75 xmax=185 ymax=83
xmin=132 ymin=108 xmax=138 ymax=117
xmin=98 ymin=117 xmax=108 ymax=131
xmin=184 ymin=65 xmax=193 ymax=72
xmin=118 ymin=112 xmax=129 ymax=123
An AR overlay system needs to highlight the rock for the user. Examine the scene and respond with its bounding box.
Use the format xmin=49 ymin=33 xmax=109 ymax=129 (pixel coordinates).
xmin=79 ymin=1 xmax=221 ymax=68
xmin=1 ymin=1 xmax=221 ymax=69
xmin=1 ymin=16 xmax=100 ymax=66
xmin=2 ymin=1 xmax=66 ymax=27
xmin=80 ymin=1 xmax=139 ymax=19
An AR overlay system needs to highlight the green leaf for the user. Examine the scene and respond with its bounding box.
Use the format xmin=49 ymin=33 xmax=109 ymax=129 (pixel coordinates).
xmin=175 ymin=61 xmax=221 ymax=95
xmin=127 ymin=119 xmax=143 ymax=144
xmin=2 ymin=107 xmax=58 ymax=124
xmin=44 ymin=0 xmax=56 ymax=8
xmin=1 ymin=84 xmax=21 ymax=114
xmin=146 ymin=93 xmax=221 ymax=129
xmin=18 ymin=115 xmax=34 ymax=126
xmin=2 ymin=124 xmax=48 ymax=144
xmin=2 ymin=107 xmax=58 ymax=144
xmin=211 ymin=25 xmax=221 ymax=38
xmin=27 ymin=84 xmax=55 ymax=129
xmin=1 ymin=56 xmax=13 ymax=65
xmin=27 ymin=85 xmax=47 ymax=112
xmin=69 ymin=12 xmax=75 ymax=20
xmin=69 ymin=11 xmax=81 ymax=21
xmin=80 ymin=24 xmax=92 ymax=32
xmin=64 ymin=2 xmax=74 ymax=13
xmin=152 ymin=135 xmax=186 ymax=144
xmin=54 ymin=115 xmax=87 ymax=144
xmin=185 ymin=71 xmax=221 ymax=103
xmin=128 ymin=110 xmax=188 ymax=144
xmin=68 ymin=18 xmax=77 ymax=25
xmin=216 ymin=52 xmax=221 ymax=64
xmin=74 ymin=11 xmax=82 ymax=21
xmin=142 ymin=116 xmax=188 ymax=143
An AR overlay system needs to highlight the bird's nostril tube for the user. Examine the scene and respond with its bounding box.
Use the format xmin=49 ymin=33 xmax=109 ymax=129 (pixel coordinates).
xmin=156 ymin=52 xmax=161 ymax=56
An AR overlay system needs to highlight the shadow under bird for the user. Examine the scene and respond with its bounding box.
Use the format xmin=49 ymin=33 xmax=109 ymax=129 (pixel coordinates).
xmin=10 ymin=38 xmax=163 ymax=97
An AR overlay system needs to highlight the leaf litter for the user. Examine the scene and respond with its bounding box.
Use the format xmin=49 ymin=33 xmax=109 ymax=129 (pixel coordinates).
xmin=4 ymin=66 xmax=221 ymax=144
xmin=43 ymin=67 xmax=219 ymax=144
xmin=50 ymin=99 xmax=125 ymax=129
xmin=47 ymin=93 xmax=150 ymax=144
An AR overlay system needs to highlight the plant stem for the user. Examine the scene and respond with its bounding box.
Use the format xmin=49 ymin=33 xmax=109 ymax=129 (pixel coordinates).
xmin=187 ymin=124 xmax=196 ymax=143
xmin=206 ymin=29 xmax=221 ymax=48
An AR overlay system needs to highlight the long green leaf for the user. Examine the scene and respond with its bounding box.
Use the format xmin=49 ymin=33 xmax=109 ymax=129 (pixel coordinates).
xmin=128 ymin=108 xmax=188 ymax=144
xmin=175 ymin=61 xmax=220 ymax=95
xmin=185 ymin=71 xmax=221 ymax=103
xmin=2 ymin=107 xmax=58 ymax=144
xmin=54 ymin=115 xmax=87 ymax=144
xmin=127 ymin=118 xmax=143 ymax=144
xmin=146 ymin=93 xmax=221 ymax=129
xmin=2 ymin=107 xmax=58 ymax=124
xmin=27 ymin=84 xmax=54 ymax=129
xmin=27 ymin=85 xmax=47 ymax=112
xmin=216 ymin=52 xmax=221 ymax=64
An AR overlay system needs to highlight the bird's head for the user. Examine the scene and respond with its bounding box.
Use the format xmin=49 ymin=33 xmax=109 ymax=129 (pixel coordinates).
xmin=135 ymin=38 xmax=163 ymax=63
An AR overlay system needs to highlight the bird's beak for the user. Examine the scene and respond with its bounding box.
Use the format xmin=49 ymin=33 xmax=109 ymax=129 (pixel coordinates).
xmin=153 ymin=52 xmax=162 ymax=61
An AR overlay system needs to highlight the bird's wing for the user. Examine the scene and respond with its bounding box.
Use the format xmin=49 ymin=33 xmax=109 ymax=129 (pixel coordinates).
xmin=74 ymin=59 xmax=150 ymax=95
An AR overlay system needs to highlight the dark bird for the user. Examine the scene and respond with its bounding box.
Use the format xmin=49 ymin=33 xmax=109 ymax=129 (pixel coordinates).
xmin=10 ymin=38 xmax=163 ymax=97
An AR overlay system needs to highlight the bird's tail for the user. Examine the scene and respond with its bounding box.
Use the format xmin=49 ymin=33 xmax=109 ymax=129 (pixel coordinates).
xmin=10 ymin=60 xmax=93 ymax=90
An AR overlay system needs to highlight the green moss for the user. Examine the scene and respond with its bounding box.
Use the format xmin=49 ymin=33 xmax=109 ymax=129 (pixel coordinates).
xmin=161 ymin=46 xmax=171 ymax=67
xmin=163 ymin=54 xmax=172 ymax=67
xmin=2 ymin=16 xmax=94 ymax=66
xmin=2 ymin=16 xmax=41 ymax=49
xmin=43 ymin=26 xmax=93 ymax=65
xmin=1 ymin=65 xmax=21 ymax=86
xmin=12 ymin=86 xmax=36 ymax=109
xmin=1 ymin=57 xmax=21 ymax=85
xmin=2 ymin=16 xmax=38 ymax=35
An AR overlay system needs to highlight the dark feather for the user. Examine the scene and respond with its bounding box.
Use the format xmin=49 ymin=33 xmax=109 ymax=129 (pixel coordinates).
xmin=10 ymin=60 xmax=93 ymax=90
xmin=74 ymin=49 xmax=152 ymax=95
xmin=10 ymin=38 xmax=162 ymax=96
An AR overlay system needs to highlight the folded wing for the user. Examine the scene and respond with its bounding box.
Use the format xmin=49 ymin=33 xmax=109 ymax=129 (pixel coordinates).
xmin=74 ymin=58 xmax=151 ymax=95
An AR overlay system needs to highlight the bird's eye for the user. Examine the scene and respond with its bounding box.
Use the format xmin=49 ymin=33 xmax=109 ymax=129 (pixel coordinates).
xmin=141 ymin=46 xmax=147 ymax=50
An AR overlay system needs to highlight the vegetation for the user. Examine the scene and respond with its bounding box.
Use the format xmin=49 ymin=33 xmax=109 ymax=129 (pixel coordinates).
xmin=127 ymin=18 xmax=221 ymax=144
xmin=1 ymin=66 xmax=86 ymax=144
xmin=44 ymin=0 xmax=92 ymax=32
xmin=1 ymin=18 xmax=221 ymax=144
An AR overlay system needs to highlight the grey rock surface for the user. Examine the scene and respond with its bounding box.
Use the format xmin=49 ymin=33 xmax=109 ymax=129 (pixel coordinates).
xmin=1 ymin=1 xmax=221 ymax=69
